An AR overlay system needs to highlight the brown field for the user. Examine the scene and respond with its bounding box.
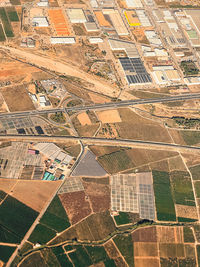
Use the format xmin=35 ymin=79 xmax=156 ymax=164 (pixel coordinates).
xmin=134 ymin=258 xmax=160 ymax=267
xmin=182 ymin=153 xmax=200 ymax=168
xmin=150 ymin=159 xmax=169 ymax=172
xmin=132 ymin=226 xmax=157 ymax=243
xmin=89 ymin=92 xmax=110 ymax=104
xmin=114 ymin=257 xmax=127 ymax=267
xmin=96 ymin=109 xmax=121 ymax=123
xmin=176 ymin=204 xmax=198 ymax=220
xmin=134 ymin=242 xmax=158 ymax=257
xmin=59 ymin=191 xmax=92 ymax=224
xmin=19 ymin=165 xmax=34 ymax=180
xmin=185 ymin=244 xmax=196 ymax=258
xmin=0 ymin=85 xmax=35 ymax=111
xmin=75 ymin=124 xmax=100 ymax=137
xmin=159 ymin=243 xmax=185 ymax=258
xmin=83 ymin=181 xmax=110 ymax=213
xmin=104 ymin=240 xmax=121 ymax=258
xmin=115 ymin=108 xmax=172 ymax=143
xmin=168 ymin=156 xmax=187 ymax=171
xmin=0 ymin=61 xmax=39 ymax=81
xmin=50 ymin=211 xmax=115 ymax=244
xmin=168 ymin=129 xmax=186 ymax=145
xmin=0 ymin=178 xmax=17 ymax=194
xmin=48 ymin=9 xmax=70 ymax=36
xmin=89 ymin=146 xmax=121 ymax=157
xmin=157 ymin=226 xmax=184 ymax=243
xmin=77 ymin=112 xmax=91 ymax=126
xmin=10 ymin=180 xmax=61 ymax=212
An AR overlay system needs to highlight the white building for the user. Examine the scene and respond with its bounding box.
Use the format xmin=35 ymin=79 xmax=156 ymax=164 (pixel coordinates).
xmin=50 ymin=37 xmax=76 ymax=44
xmin=32 ymin=17 xmax=49 ymax=27
xmin=67 ymin=9 xmax=87 ymax=23
xmin=89 ymin=37 xmax=103 ymax=44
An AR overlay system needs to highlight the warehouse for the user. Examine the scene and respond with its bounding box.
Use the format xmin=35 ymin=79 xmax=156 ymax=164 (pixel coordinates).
xmin=125 ymin=0 xmax=143 ymax=8
xmin=102 ymin=9 xmax=129 ymax=36
xmin=67 ymin=8 xmax=87 ymax=23
xmin=50 ymin=37 xmax=76 ymax=44
xmin=136 ymin=10 xmax=151 ymax=27
xmin=32 ymin=17 xmax=49 ymax=27
xmin=84 ymin=22 xmax=99 ymax=32
xmin=89 ymin=37 xmax=103 ymax=43
xmin=124 ymin=10 xmax=141 ymax=26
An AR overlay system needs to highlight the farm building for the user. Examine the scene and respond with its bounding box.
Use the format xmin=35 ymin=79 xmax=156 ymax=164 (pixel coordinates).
xmin=50 ymin=37 xmax=76 ymax=44
xmin=84 ymin=22 xmax=99 ymax=32
xmin=32 ymin=17 xmax=49 ymax=27
xmin=67 ymin=9 xmax=87 ymax=23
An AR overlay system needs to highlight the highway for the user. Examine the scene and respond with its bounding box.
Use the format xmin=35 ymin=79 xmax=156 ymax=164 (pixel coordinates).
xmin=0 ymin=134 xmax=200 ymax=154
xmin=0 ymin=93 xmax=200 ymax=118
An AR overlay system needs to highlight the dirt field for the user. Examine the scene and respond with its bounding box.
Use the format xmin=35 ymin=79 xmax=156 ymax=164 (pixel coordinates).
xmin=134 ymin=258 xmax=160 ymax=267
xmin=89 ymin=92 xmax=110 ymax=104
xmin=134 ymin=242 xmax=159 ymax=257
xmin=159 ymin=243 xmax=185 ymax=258
xmin=96 ymin=109 xmax=121 ymax=124
xmin=157 ymin=226 xmax=184 ymax=243
xmin=10 ymin=180 xmax=61 ymax=212
xmin=132 ymin=227 xmax=157 ymax=243
xmin=168 ymin=156 xmax=187 ymax=171
xmin=0 ymin=85 xmax=35 ymax=111
xmin=59 ymin=191 xmax=92 ymax=224
xmin=114 ymin=108 xmax=172 ymax=143
xmin=48 ymin=9 xmax=70 ymax=36
xmin=0 ymin=178 xmax=17 ymax=194
xmin=83 ymin=181 xmax=110 ymax=213
xmin=176 ymin=204 xmax=198 ymax=220
xmin=182 ymin=153 xmax=200 ymax=168
xmin=77 ymin=112 xmax=91 ymax=126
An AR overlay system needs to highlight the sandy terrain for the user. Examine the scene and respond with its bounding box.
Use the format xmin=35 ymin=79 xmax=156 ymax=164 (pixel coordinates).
xmin=10 ymin=180 xmax=62 ymax=212
xmin=0 ymin=85 xmax=35 ymax=112
xmin=96 ymin=109 xmax=121 ymax=123
xmin=89 ymin=92 xmax=110 ymax=104
xmin=175 ymin=204 xmax=198 ymax=219
xmin=0 ymin=46 xmax=119 ymax=98
xmin=77 ymin=112 xmax=91 ymax=126
xmin=0 ymin=179 xmax=18 ymax=194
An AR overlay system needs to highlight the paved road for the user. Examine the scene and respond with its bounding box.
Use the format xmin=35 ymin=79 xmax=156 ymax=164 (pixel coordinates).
xmin=0 ymin=134 xmax=199 ymax=153
xmin=0 ymin=93 xmax=200 ymax=119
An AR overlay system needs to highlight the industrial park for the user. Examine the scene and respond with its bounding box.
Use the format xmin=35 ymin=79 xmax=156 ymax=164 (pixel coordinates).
xmin=1 ymin=0 xmax=200 ymax=266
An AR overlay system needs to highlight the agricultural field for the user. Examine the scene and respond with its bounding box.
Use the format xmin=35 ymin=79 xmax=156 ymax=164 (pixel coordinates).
xmin=0 ymin=8 xmax=14 ymax=38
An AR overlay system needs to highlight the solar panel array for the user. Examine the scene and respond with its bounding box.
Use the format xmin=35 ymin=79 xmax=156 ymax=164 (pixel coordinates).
xmin=119 ymin=57 xmax=152 ymax=84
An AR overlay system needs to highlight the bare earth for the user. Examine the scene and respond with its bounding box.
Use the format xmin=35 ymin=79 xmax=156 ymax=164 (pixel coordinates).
xmin=96 ymin=109 xmax=121 ymax=123
xmin=77 ymin=112 xmax=91 ymax=126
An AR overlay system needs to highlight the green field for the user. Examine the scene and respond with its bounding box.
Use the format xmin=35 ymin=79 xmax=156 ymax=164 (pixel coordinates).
xmin=0 ymin=195 xmax=38 ymax=239
xmin=85 ymin=245 xmax=109 ymax=263
xmin=6 ymin=7 xmax=19 ymax=22
xmin=113 ymin=234 xmax=134 ymax=267
xmin=114 ymin=212 xmax=132 ymax=225
xmin=0 ymin=245 xmax=16 ymax=263
xmin=190 ymin=165 xmax=200 ymax=180
xmin=178 ymin=217 xmax=197 ymax=223
xmin=104 ymin=259 xmax=116 ymax=267
xmin=184 ymin=227 xmax=195 ymax=243
xmin=181 ymin=131 xmax=200 ymax=145
xmin=194 ymin=181 xmax=200 ymax=198
xmin=9 ymin=0 xmax=21 ymax=5
xmin=0 ymin=225 xmax=21 ymax=244
xmin=40 ymin=194 xmax=70 ymax=232
xmin=0 ymin=8 xmax=14 ymax=37
xmin=197 ymin=245 xmax=200 ymax=265
xmin=0 ymin=24 xmax=6 ymax=41
xmin=98 ymin=150 xmax=135 ymax=174
xmin=152 ymin=170 xmax=176 ymax=221
xmin=29 ymin=223 xmax=56 ymax=244
xmin=69 ymin=246 xmax=92 ymax=266
xmin=0 ymin=190 xmax=6 ymax=201
xmin=40 ymin=248 xmax=60 ymax=267
xmin=171 ymin=171 xmax=195 ymax=206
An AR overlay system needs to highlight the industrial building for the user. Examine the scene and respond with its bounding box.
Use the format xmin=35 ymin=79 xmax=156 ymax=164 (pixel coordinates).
xmin=102 ymin=9 xmax=129 ymax=36
xmin=84 ymin=22 xmax=99 ymax=32
xmin=125 ymin=0 xmax=143 ymax=8
xmin=124 ymin=10 xmax=141 ymax=26
xmin=50 ymin=37 xmax=76 ymax=44
xmin=67 ymin=8 xmax=87 ymax=23
xmin=145 ymin=30 xmax=162 ymax=46
xmin=32 ymin=17 xmax=49 ymax=27
xmin=152 ymin=65 xmax=181 ymax=85
xmin=136 ymin=10 xmax=151 ymax=27
xmin=89 ymin=37 xmax=103 ymax=43
xmin=108 ymin=38 xmax=152 ymax=85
